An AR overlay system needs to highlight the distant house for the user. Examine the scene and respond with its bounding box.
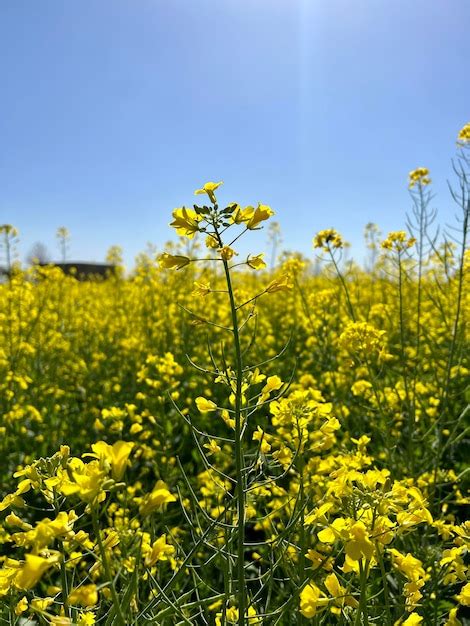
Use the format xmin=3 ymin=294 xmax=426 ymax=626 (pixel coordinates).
xmin=1 ymin=262 xmax=117 ymax=281
xmin=39 ymin=262 xmax=116 ymax=280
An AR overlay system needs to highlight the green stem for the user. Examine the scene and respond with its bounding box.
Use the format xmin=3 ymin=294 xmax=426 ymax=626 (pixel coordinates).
xmin=212 ymin=217 xmax=247 ymax=626
xmin=354 ymin=560 xmax=369 ymax=626
xmin=92 ymin=507 xmax=126 ymax=626
xmin=54 ymin=498 xmax=70 ymax=618
xmin=223 ymin=257 xmax=247 ymax=626
xmin=376 ymin=545 xmax=392 ymax=626
xmin=398 ymin=255 xmax=414 ymax=474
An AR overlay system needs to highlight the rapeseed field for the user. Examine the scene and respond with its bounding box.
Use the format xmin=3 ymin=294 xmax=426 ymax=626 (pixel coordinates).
xmin=0 ymin=125 xmax=469 ymax=625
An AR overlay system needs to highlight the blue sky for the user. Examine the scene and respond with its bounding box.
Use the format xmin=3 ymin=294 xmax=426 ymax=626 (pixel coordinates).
xmin=1 ymin=0 xmax=469 ymax=267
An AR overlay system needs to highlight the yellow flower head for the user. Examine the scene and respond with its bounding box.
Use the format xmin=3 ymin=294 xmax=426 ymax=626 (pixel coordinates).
xmin=144 ymin=534 xmax=175 ymax=567
xmin=457 ymin=122 xmax=470 ymax=146
xmin=77 ymin=613 xmax=96 ymax=626
xmin=313 ymin=229 xmax=344 ymax=252
xmin=85 ymin=441 xmax=134 ymax=481
xmin=194 ymin=181 xmax=223 ymax=204
xmin=14 ymin=553 xmax=59 ymax=590
xmin=205 ymin=234 xmax=219 ymax=249
xmin=247 ymin=253 xmax=267 ymax=270
xmin=195 ymin=397 xmax=217 ymax=412
xmin=455 ymin=581 xmax=470 ymax=606
xmin=218 ymin=245 xmax=236 ymax=261
xmin=58 ymin=459 xmax=109 ymax=504
xmin=15 ymin=596 xmax=28 ymax=615
xmin=401 ymin=613 xmax=424 ymax=626
xmin=68 ymin=583 xmax=99 ymax=608
xmin=158 ymin=253 xmax=191 ymax=270
xmin=299 ymin=582 xmax=328 ymax=618
xmin=170 ymin=207 xmax=202 ymax=239
xmin=339 ymin=321 xmax=386 ymax=356
xmin=381 ymin=231 xmax=416 ymax=252
xmin=192 ymin=281 xmax=211 ymax=297
xmin=139 ymin=480 xmax=177 ymax=515
xmin=408 ymin=167 xmax=431 ymax=188
xmin=265 ymin=274 xmax=292 ymax=293
xmin=246 ymin=203 xmax=274 ymax=229
xmin=230 ymin=204 xmax=254 ymax=225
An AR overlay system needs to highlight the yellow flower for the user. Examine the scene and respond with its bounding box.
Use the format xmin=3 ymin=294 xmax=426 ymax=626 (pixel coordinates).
xmin=77 ymin=613 xmax=96 ymax=626
xmin=246 ymin=203 xmax=274 ymax=229
xmin=221 ymin=409 xmax=235 ymax=430
xmin=265 ymin=274 xmax=292 ymax=293
xmin=345 ymin=521 xmax=375 ymax=561
xmin=144 ymin=534 xmax=175 ymax=567
xmin=299 ymin=581 xmax=328 ymax=618
xmin=139 ymin=480 xmax=177 ymax=515
xmin=12 ymin=510 xmax=77 ymax=552
xmin=15 ymin=596 xmax=28 ymax=615
xmin=170 ymin=207 xmax=202 ymax=238
xmin=247 ymin=253 xmax=267 ymax=270
xmin=444 ymin=607 xmax=462 ymax=626
xmin=58 ymin=459 xmax=109 ymax=504
xmin=30 ymin=597 xmax=54 ymax=611
xmin=204 ymin=439 xmax=222 ymax=455
xmin=0 ymin=479 xmax=31 ymax=512
xmin=381 ymin=231 xmax=416 ymax=252
xmin=196 ymin=397 xmax=217 ymax=412
xmin=215 ymin=605 xmax=261 ymax=625
xmin=194 ymin=181 xmax=223 ymax=204
xmin=261 ymin=375 xmax=283 ymax=397
xmin=230 ymin=204 xmax=254 ymax=225
xmin=313 ymin=228 xmax=344 ymax=251
xmin=456 ymin=582 xmax=470 ymax=606
xmin=15 ymin=553 xmax=59 ymax=590
xmin=400 ymin=613 xmax=424 ymax=626
xmin=457 ymin=122 xmax=470 ymax=144
xmin=408 ymin=167 xmax=431 ymax=188
xmin=205 ymin=234 xmax=219 ymax=249
xmin=219 ymin=246 xmax=236 ymax=261
xmin=388 ymin=549 xmax=425 ymax=582
xmin=85 ymin=441 xmax=134 ymax=481
xmin=324 ymin=572 xmax=358 ymax=609
xmin=158 ymin=253 xmax=191 ymax=270
xmin=339 ymin=321 xmax=386 ymax=356
xmin=68 ymin=583 xmax=99 ymax=607
xmin=192 ymin=281 xmax=211 ymax=297
xmin=252 ymin=426 xmax=271 ymax=453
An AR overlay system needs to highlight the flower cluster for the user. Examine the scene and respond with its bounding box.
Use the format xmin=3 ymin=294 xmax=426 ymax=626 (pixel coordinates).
xmin=408 ymin=167 xmax=431 ymax=188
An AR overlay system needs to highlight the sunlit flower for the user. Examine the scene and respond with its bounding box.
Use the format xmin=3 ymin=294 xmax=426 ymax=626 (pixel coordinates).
xmin=158 ymin=253 xmax=191 ymax=270
xmin=194 ymin=181 xmax=223 ymax=204
xmin=68 ymin=584 xmax=99 ymax=607
xmin=457 ymin=122 xmax=470 ymax=145
xmin=247 ymin=253 xmax=267 ymax=270
xmin=196 ymin=397 xmax=217 ymax=412
xmin=85 ymin=441 xmax=134 ymax=481
xmin=313 ymin=229 xmax=344 ymax=251
xmin=408 ymin=167 xmax=431 ymax=188
xmin=170 ymin=207 xmax=202 ymax=238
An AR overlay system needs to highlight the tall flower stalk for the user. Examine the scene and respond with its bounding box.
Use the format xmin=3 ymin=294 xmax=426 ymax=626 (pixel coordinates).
xmin=159 ymin=182 xmax=291 ymax=625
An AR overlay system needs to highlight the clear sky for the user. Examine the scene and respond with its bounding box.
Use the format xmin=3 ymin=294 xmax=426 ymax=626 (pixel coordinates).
xmin=1 ymin=0 xmax=469 ymax=267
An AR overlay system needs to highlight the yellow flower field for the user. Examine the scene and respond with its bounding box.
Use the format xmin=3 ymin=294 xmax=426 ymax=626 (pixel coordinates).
xmin=0 ymin=126 xmax=469 ymax=625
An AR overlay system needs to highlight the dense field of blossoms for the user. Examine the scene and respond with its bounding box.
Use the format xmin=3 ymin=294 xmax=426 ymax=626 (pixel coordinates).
xmin=0 ymin=125 xmax=469 ymax=625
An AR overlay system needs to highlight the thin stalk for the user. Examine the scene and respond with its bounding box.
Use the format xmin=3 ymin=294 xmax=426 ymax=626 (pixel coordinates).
xmin=92 ymin=508 xmax=126 ymax=626
xmin=376 ymin=544 xmax=392 ymax=626
xmin=214 ymin=222 xmax=247 ymax=626
xmin=354 ymin=560 xmax=369 ymax=626
xmin=397 ymin=254 xmax=414 ymax=473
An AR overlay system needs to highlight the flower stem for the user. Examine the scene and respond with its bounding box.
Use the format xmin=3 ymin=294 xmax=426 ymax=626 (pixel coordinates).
xmin=92 ymin=508 xmax=126 ymax=626
xmin=222 ymin=255 xmax=247 ymax=626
